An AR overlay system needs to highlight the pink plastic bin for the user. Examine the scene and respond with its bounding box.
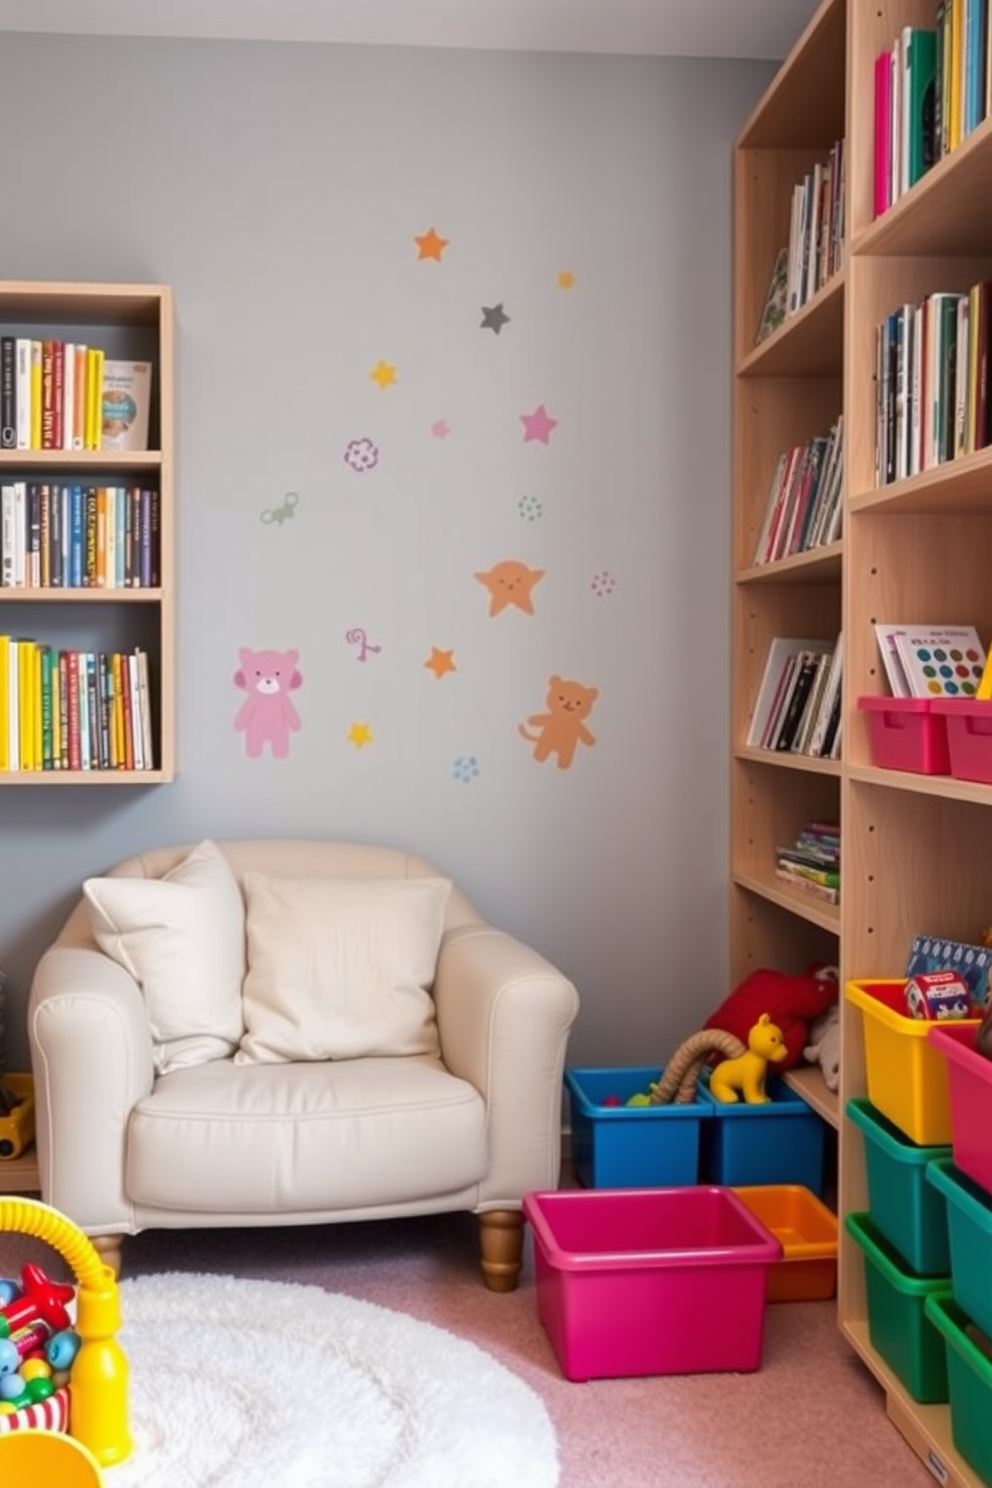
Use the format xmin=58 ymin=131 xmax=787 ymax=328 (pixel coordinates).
xmin=930 ymin=699 xmax=992 ymax=784
xmin=858 ymin=697 xmax=950 ymax=774
xmin=927 ymin=1023 xmax=992 ymax=1196
xmin=522 ymin=1186 xmax=782 ymax=1381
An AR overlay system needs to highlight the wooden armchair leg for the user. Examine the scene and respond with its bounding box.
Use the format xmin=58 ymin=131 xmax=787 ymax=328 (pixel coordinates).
xmin=479 ymin=1209 xmax=524 ymax=1292
xmin=89 ymin=1233 xmax=124 ymax=1277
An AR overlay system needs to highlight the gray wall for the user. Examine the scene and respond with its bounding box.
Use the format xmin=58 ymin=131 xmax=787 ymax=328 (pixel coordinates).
xmin=0 ymin=33 xmax=773 ymax=1073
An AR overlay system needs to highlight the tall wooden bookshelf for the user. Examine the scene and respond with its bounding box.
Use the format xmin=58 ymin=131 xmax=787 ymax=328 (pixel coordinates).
xmin=0 ymin=282 xmax=174 ymax=783
xmin=733 ymin=3 xmax=991 ymax=1485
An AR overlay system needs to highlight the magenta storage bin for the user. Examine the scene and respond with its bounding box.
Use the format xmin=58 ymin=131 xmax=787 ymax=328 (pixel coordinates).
xmin=522 ymin=1186 xmax=782 ymax=1382
xmin=858 ymin=696 xmax=950 ymax=774
xmin=930 ymin=699 xmax=992 ymax=784
xmin=927 ymin=1023 xmax=992 ymax=1195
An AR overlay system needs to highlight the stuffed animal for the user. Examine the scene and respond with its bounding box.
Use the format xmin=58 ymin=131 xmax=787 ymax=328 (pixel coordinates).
xmin=703 ymin=964 xmax=838 ymax=1070
xmin=804 ymin=1002 xmax=840 ymax=1091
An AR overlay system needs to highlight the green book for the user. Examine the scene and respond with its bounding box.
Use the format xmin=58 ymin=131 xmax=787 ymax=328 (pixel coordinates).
xmin=907 ymin=28 xmax=938 ymax=188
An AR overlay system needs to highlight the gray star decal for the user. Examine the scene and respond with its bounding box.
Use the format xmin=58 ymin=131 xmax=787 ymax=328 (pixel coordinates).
xmin=480 ymin=303 xmax=511 ymax=334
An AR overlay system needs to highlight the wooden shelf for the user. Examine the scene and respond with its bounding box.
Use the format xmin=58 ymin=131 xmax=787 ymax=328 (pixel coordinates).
xmin=0 ymin=1146 xmax=40 ymax=1194
xmin=782 ymin=1064 xmax=838 ymax=1128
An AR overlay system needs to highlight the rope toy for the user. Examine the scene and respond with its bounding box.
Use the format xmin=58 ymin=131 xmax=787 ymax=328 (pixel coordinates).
xmin=644 ymin=1029 xmax=746 ymax=1105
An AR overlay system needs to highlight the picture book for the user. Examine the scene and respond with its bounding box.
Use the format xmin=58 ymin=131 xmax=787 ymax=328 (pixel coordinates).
xmin=101 ymin=360 xmax=152 ymax=452
xmin=892 ymin=624 xmax=986 ymax=698
xmin=755 ymin=247 xmax=788 ymax=345
xmin=905 ymin=934 xmax=992 ymax=1007
xmin=873 ymin=624 xmax=912 ymax=695
xmin=746 ymin=637 xmax=831 ymax=748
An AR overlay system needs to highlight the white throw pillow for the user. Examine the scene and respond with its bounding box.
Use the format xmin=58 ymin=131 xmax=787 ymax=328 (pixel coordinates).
xmin=235 ymin=874 xmax=451 ymax=1064
xmin=83 ymin=839 xmax=246 ymax=1075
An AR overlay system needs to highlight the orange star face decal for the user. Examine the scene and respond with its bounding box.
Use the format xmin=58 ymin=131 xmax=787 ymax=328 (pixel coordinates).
xmin=474 ymin=559 xmax=545 ymax=617
xmin=414 ymin=227 xmax=449 ymax=262
xmin=424 ymin=647 xmax=457 ymax=679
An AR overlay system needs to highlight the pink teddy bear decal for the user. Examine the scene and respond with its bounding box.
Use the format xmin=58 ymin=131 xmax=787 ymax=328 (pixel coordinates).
xmin=233 ymin=647 xmax=303 ymax=759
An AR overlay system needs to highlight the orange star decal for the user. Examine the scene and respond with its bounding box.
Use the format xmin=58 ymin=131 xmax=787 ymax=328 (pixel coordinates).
xmin=557 ymin=270 xmax=576 ymax=289
xmin=414 ymin=227 xmax=449 ymax=262
xmin=369 ymin=360 xmax=397 ymax=390
xmin=424 ymin=647 xmax=457 ymax=679
xmin=474 ymin=559 xmax=545 ymax=617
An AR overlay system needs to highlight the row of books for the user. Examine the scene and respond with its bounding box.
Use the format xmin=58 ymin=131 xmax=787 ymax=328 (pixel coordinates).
xmin=0 ymin=481 xmax=161 ymax=590
xmin=0 ymin=339 xmax=152 ymax=454
xmin=752 ymin=417 xmax=844 ymax=565
xmin=0 ymin=638 xmax=154 ymax=773
xmin=874 ymin=281 xmax=991 ymax=486
xmin=775 ymin=821 xmax=840 ymax=905
xmin=746 ymin=635 xmax=843 ymax=760
xmin=754 ymin=138 xmax=847 ymax=344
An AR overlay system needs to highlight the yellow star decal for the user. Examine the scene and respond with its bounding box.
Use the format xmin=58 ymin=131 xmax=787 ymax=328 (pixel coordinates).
xmin=369 ymin=360 xmax=397 ymax=391
xmin=424 ymin=647 xmax=456 ymax=679
xmin=474 ymin=559 xmax=545 ymax=617
xmin=347 ymin=722 xmax=373 ymax=748
xmin=557 ymin=270 xmax=576 ymax=289
xmin=415 ymin=226 xmax=450 ymax=262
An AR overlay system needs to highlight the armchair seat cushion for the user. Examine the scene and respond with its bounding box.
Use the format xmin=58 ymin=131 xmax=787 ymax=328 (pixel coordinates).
xmin=126 ymin=1055 xmax=487 ymax=1214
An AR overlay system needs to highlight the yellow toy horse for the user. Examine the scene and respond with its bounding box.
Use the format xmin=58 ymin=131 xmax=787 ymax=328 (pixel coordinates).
xmin=708 ymin=1013 xmax=787 ymax=1104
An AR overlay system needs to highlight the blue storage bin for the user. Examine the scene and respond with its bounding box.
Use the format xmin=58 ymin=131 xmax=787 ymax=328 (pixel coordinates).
xmin=698 ymin=1073 xmax=826 ymax=1195
xmin=846 ymin=1097 xmax=951 ymax=1275
xmin=564 ymin=1066 xmax=711 ymax=1189
xmin=925 ymin=1158 xmax=992 ymax=1342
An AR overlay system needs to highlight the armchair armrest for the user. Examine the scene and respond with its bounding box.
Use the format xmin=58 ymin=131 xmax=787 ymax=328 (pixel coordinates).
xmin=433 ymin=924 xmax=579 ymax=1206
xmin=28 ymin=944 xmax=155 ymax=1233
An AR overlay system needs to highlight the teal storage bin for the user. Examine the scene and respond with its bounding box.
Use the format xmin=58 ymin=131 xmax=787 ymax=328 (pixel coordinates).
xmin=925 ymin=1158 xmax=992 ymax=1342
xmin=845 ymin=1211 xmax=949 ymax=1404
xmin=925 ymin=1292 xmax=992 ymax=1488
xmin=564 ymin=1067 xmax=711 ymax=1189
xmin=699 ymin=1074 xmax=826 ymax=1196
xmin=846 ymin=1097 xmax=951 ymax=1275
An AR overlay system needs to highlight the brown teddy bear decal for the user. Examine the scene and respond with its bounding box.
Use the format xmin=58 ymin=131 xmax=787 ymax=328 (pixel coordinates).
xmin=519 ymin=675 xmax=598 ymax=769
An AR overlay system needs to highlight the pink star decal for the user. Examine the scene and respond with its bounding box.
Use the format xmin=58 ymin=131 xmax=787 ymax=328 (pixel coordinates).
xmin=520 ymin=403 xmax=559 ymax=445
xmin=431 ymin=419 xmax=451 ymax=439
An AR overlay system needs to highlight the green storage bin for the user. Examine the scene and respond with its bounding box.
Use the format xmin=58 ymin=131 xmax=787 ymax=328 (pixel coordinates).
xmin=845 ymin=1211 xmax=949 ymax=1403
xmin=925 ymin=1158 xmax=992 ymax=1342
xmin=846 ymin=1097 xmax=951 ymax=1274
xmin=925 ymin=1293 xmax=992 ymax=1488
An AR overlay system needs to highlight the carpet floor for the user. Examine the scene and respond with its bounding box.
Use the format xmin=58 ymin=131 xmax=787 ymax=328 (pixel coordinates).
xmin=94 ymin=1210 xmax=932 ymax=1488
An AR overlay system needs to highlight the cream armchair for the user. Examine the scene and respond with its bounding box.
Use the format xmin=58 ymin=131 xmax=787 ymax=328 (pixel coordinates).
xmin=27 ymin=840 xmax=579 ymax=1290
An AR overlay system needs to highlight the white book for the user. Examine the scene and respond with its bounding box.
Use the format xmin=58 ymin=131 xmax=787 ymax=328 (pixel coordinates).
xmin=874 ymin=624 xmax=913 ymax=696
xmin=6 ymin=641 xmax=17 ymax=771
xmin=77 ymin=651 xmax=91 ymax=770
xmin=137 ymin=649 xmax=153 ymax=769
xmin=14 ymin=339 xmax=31 ymax=450
xmin=61 ymin=342 xmax=76 ymax=452
xmin=129 ymin=651 xmax=144 ymax=771
xmin=101 ymin=360 xmax=152 ymax=452
xmin=11 ymin=482 xmax=26 ymax=588
xmin=910 ymin=301 xmax=924 ymax=476
xmin=807 ymin=636 xmax=843 ymax=757
xmin=0 ymin=485 xmax=14 ymax=587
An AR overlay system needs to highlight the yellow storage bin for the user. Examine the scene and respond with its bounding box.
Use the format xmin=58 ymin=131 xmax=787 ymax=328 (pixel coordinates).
xmin=845 ymin=980 xmax=980 ymax=1146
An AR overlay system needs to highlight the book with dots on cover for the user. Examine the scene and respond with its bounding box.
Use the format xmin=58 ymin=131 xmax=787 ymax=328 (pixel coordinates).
xmin=891 ymin=624 xmax=987 ymax=698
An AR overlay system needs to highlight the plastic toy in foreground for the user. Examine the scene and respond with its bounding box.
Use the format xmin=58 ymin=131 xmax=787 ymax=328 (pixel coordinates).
xmin=0 ymin=1196 xmax=130 ymax=1468
xmin=708 ymin=1014 xmax=787 ymax=1104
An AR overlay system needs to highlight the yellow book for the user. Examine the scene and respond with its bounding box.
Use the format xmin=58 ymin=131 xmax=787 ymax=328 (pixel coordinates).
xmin=17 ymin=639 xmax=34 ymax=771
xmin=0 ymin=635 xmax=8 ymax=772
xmin=976 ymin=643 xmax=992 ymax=699
xmin=949 ymin=0 xmax=964 ymax=151
xmin=85 ymin=348 xmax=105 ymax=450
xmin=29 ymin=341 xmax=42 ymax=449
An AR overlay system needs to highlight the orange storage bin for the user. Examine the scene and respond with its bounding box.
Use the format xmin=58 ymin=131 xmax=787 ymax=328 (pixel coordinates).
xmin=733 ymin=1184 xmax=838 ymax=1301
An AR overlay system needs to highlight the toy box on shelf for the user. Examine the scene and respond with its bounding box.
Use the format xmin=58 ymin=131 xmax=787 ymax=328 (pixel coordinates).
xmin=697 ymin=1072 xmax=827 ymax=1196
xmin=930 ymin=699 xmax=992 ymax=785
xmin=927 ymin=1022 xmax=992 ymax=1194
xmin=845 ymin=1097 xmax=951 ymax=1275
xmin=563 ymin=1066 xmax=710 ymax=1189
xmin=924 ymin=1160 xmax=992 ymax=1345
xmin=857 ymin=697 xmax=951 ymax=774
xmin=925 ymin=1293 xmax=992 ymax=1488
xmin=845 ymin=1210 xmax=949 ymax=1405
xmin=522 ymin=1186 xmax=782 ymax=1382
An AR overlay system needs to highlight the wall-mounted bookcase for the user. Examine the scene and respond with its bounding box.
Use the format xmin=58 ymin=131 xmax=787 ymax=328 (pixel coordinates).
xmin=733 ymin=3 xmax=991 ymax=1485
xmin=0 ymin=282 xmax=174 ymax=783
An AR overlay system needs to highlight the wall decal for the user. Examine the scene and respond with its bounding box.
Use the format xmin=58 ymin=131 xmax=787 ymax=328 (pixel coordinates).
xmin=518 ymin=494 xmax=543 ymax=522
xmin=344 ymin=437 xmax=380 ymax=473
xmin=480 ymin=303 xmax=510 ymax=334
xmin=474 ymin=559 xmax=545 ymax=617
xmin=520 ymin=404 xmax=559 ymax=444
xmin=590 ymin=570 xmax=616 ymax=597
xmin=369 ymin=360 xmax=397 ymax=391
xmin=452 ymin=755 xmax=480 ymax=783
xmin=424 ymin=646 xmax=456 ymax=679
xmin=260 ymin=491 xmax=300 ymax=526
xmin=345 ymin=626 xmax=382 ymax=661
xmin=431 ymin=419 xmax=451 ymax=440
xmin=518 ymin=674 xmax=599 ymax=770
xmin=414 ymin=226 xmax=449 ymax=261
xmin=557 ymin=270 xmax=576 ymax=290
xmin=347 ymin=722 xmax=373 ymax=749
xmin=233 ymin=647 xmax=303 ymax=760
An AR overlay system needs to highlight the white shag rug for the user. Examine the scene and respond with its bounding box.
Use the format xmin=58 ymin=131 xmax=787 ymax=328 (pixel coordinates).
xmin=104 ymin=1272 xmax=558 ymax=1488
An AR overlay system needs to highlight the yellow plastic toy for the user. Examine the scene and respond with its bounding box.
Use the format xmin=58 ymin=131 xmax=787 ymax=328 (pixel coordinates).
xmin=708 ymin=1013 xmax=787 ymax=1104
xmin=0 ymin=1196 xmax=131 ymax=1468
xmin=0 ymin=1426 xmax=105 ymax=1485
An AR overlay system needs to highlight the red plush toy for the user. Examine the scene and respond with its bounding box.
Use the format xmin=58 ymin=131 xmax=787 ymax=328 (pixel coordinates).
xmin=703 ymin=964 xmax=838 ymax=1070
